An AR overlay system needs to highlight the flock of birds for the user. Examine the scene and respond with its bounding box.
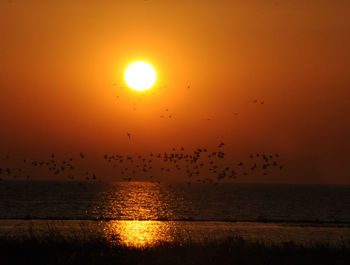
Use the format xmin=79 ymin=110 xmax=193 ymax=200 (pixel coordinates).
xmin=103 ymin=143 xmax=283 ymax=185
xmin=0 ymin=84 xmax=281 ymax=185
xmin=0 ymin=142 xmax=284 ymax=185
xmin=0 ymin=152 xmax=97 ymax=182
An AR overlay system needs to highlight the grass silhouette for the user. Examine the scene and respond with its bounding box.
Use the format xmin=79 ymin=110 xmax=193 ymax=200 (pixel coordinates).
xmin=0 ymin=223 xmax=349 ymax=265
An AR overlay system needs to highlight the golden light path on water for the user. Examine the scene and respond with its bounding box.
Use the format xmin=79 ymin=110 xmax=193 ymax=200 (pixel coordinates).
xmin=104 ymin=221 xmax=173 ymax=247
xmin=1 ymin=179 xmax=350 ymax=248
xmin=67 ymin=182 xmax=350 ymax=248
xmin=99 ymin=182 xmax=179 ymax=247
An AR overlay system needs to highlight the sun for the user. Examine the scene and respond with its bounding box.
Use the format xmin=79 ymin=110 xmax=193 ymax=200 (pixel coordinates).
xmin=124 ymin=62 xmax=156 ymax=91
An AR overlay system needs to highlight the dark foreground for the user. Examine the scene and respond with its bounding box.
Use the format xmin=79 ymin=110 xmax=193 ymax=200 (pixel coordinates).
xmin=1 ymin=234 xmax=349 ymax=265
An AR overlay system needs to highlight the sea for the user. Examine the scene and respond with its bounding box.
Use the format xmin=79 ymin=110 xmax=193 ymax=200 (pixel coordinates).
xmin=0 ymin=181 xmax=349 ymax=247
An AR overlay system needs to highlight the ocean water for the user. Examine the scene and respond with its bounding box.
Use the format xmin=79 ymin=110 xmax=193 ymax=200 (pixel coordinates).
xmin=0 ymin=181 xmax=350 ymax=246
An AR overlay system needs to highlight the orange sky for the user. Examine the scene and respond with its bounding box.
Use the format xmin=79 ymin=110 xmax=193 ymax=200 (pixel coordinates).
xmin=0 ymin=0 xmax=349 ymax=184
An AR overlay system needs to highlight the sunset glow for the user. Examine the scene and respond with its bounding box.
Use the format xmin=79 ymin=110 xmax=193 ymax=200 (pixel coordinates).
xmin=1 ymin=1 xmax=350 ymax=263
xmin=1 ymin=1 xmax=349 ymax=184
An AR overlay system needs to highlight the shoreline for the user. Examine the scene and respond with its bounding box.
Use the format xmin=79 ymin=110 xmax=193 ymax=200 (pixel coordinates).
xmin=1 ymin=219 xmax=349 ymax=248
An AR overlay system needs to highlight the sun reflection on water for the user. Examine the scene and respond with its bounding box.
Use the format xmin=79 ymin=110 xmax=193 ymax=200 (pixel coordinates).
xmin=99 ymin=182 xmax=178 ymax=247
xmin=104 ymin=220 xmax=173 ymax=247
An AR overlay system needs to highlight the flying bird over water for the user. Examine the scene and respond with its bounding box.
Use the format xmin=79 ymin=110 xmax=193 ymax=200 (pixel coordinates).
xmin=1 ymin=141 xmax=284 ymax=184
